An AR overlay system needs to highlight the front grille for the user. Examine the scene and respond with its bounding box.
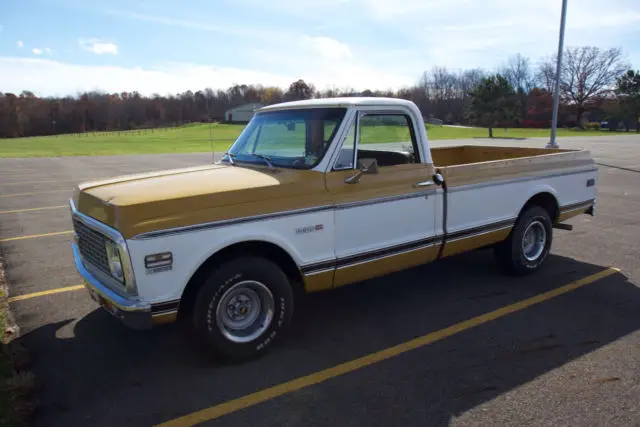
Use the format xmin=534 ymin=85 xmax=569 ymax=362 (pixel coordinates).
xmin=73 ymin=219 xmax=112 ymax=277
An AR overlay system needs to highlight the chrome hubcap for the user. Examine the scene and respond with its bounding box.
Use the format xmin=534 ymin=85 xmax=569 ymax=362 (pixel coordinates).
xmin=216 ymin=280 xmax=274 ymax=343
xmin=522 ymin=220 xmax=547 ymax=261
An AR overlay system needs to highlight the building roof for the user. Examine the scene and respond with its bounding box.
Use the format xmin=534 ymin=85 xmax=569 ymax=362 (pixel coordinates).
xmin=225 ymin=103 xmax=264 ymax=113
xmin=258 ymin=97 xmax=416 ymax=112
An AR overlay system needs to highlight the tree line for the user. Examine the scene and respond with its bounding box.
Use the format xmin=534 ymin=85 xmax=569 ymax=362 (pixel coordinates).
xmin=1 ymin=45 xmax=638 ymax=139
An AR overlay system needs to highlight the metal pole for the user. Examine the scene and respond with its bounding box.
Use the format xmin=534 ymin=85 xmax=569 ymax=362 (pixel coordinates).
xmin=546 ymin=0 xmax=568 ymax=148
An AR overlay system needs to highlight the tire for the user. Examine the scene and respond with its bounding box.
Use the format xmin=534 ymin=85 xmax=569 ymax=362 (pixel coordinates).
xmin=191 ymin=256 xmax=294 ymax=362
xmin=494 ymin=205 xmax=553 ymax=276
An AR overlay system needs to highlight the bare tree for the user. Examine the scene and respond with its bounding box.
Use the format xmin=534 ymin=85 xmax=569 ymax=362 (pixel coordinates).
xmin=500 ymin=54 xmax=534 ymax=92
xmin=539 ymin=46 xmax=629 ymax=126
xmin=458 ymin=68 xmax=486 ymax=118
xmin=535 ymin=60 xmax=556 ymax=92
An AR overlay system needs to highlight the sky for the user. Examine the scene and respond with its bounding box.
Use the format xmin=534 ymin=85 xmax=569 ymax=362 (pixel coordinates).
xmin=1 ymin=0 xmax=639 ymax=97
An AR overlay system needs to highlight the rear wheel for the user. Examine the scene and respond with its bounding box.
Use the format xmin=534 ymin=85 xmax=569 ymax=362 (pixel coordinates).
xmin=191 ymin=256 xmax=293 ymax=362
xmin=494 ymin=205 xmax=553 ymax=276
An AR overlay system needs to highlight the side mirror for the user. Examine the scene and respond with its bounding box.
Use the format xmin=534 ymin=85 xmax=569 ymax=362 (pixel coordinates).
xmin=345 ymin=158 xmax=379 ymax=184
xmin=433 ymin=173 xmax=444 ymax=185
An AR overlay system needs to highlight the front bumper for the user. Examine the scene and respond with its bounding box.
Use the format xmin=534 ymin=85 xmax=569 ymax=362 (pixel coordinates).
xmin=72 ymin=242 xmax=153 ymax=330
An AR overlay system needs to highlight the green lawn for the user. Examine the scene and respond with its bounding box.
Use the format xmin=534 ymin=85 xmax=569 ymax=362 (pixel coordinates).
xmin=0 ymin=122 xmax=627 ymax=158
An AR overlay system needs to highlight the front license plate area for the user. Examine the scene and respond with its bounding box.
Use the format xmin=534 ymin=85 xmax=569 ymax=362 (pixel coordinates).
xmin=85 ymin=282 xmax=118 ymax=316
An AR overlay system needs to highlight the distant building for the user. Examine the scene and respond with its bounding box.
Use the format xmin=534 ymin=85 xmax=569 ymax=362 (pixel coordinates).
xmin=224 ymin=103 xmax=264 ymax=123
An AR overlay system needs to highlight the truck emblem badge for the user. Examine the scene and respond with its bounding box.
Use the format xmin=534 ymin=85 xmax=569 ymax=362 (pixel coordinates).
xmin=296 ymin=224 xmax=324 ymax=234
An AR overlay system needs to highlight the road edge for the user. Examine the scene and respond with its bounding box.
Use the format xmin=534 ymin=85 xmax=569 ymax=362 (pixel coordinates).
xmin=0 ymin=250 xmax=37 ymax=426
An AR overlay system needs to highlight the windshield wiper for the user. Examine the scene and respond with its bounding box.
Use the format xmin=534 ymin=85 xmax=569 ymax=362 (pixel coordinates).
xmin=223 ymin=152 xmax=236 ymax=165
xmin=250 ymin=153 xmax=275 ymax=169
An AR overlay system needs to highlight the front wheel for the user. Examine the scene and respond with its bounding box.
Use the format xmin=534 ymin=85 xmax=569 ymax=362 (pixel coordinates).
xmin=494 ymin=205 xmax=553 ymax=276
xmin=191 ymin=256 xmax=294 ymax=362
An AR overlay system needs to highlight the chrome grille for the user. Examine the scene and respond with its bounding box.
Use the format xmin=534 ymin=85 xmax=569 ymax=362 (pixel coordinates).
xmin=73 ymin=219 xmax=111 ymax=277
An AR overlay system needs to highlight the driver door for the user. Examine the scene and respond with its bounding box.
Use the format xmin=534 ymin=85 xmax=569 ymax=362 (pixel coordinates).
xmin=326 ymin=110 xmax=439 ymax=287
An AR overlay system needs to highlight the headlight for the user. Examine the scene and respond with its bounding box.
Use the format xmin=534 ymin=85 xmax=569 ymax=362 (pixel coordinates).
xmin=105 ymin=240 xmax=124 ymax=283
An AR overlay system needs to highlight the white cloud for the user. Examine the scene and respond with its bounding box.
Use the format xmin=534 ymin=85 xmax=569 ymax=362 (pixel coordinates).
xmin=31 ymin=47 xmax=53 ymax=56
xmin=79 ymin=38 xmax=118 ymax=55
xmin=0 ymin=57 xmax=411 ymax=98
xmin=301 ymin=36 xmax=353 ymax=60
xmin=0 ymin=58 xmax=293 ymax=97
xmin=17 ymin=41 xmax=23 ymax=48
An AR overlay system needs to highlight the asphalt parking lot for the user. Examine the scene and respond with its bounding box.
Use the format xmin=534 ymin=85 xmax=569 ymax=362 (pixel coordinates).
xmin=1 ymin=135 xmax=639 ymax=427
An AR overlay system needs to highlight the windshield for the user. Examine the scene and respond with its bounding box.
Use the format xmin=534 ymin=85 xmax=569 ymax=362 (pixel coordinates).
xmin=224 ymin=107 xmax=347 ymax=169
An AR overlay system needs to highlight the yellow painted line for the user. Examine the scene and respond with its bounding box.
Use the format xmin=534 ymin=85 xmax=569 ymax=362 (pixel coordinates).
xmin=0 ymin=230 xmax=73 ymax=242
xmin=0 ymin=189 xmax=71 ymax=198
xmin=156 ymin=267 xmax=620 ymax=427
xmin=0 ymin=205 xmax=66 ymax=214
xmin=8 ymin=284 xmax=85 ymax=303
xmin=1 ymin=180 xmax=70 ymax=186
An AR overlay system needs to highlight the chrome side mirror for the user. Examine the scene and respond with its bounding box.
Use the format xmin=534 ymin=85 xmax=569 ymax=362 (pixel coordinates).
xmin=433 ymin=173 xmax=444 ymax=185
xmin=345 ymin=158 xmax=379 ymax=184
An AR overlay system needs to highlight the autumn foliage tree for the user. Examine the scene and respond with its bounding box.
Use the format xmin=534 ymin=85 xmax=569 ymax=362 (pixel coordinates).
xmin=284 ymin=79 xmax=316 ymax=101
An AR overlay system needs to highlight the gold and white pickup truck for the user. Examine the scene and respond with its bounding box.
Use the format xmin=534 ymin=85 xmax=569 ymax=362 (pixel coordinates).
xmin=69 ymin=97 xmax=597 ymax=361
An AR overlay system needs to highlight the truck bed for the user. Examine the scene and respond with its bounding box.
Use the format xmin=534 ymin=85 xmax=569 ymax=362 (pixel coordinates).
xmin=431 ymin=145 xmax=573 ymax=166
xmin=430 ymin=145 xmax=596 ymax=188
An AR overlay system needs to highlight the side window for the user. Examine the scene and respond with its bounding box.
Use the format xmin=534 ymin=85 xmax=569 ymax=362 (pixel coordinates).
xmin=334 ymin=119 xmax=357 ymax=169
xmin=359 ymin=114 xmax=418 ymax=163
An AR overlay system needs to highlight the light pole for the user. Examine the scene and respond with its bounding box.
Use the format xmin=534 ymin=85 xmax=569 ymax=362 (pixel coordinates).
xmin=546 ymin=0 xmax=568 ymax=149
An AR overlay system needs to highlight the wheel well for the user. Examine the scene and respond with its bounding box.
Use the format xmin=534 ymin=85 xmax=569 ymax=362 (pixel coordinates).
xmin=177 ymin=241 xmax=305 ymax=321
xmin=522 ymin=192 xmax=559 ymax=222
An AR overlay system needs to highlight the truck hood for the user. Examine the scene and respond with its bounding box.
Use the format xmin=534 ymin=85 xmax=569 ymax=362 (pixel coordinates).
xmin=72 ymin=164 xmax=328 ymax=238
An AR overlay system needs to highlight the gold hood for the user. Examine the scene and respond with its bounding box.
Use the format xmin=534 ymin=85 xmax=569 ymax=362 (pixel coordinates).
xmin=72 ymin=164 xmax=328 ymax=239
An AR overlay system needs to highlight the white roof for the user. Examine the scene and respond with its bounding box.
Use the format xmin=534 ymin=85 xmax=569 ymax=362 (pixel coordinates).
xmin=226 ymin=103 xmax=264 ymax=113
xmin=258 ymin=97 xmax=416 ymax=112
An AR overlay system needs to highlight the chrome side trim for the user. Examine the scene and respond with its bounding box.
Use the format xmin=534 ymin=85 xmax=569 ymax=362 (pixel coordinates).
xmin=69 ymin=199 xmax=138 ymax=296
xmin=447 ymin=167 xmax=599 ymax=192
xmin=445 ymin=218 xmax=516 ymax=240
xmin=133 ymin=204 xmax=334 ymax=240
xmin=445 ymin=225 xmax=513 ymax=243
xmin=302 ymin=267 xmax=335 ymax=276
xmin=336 ymin=242 xmax=437 ymax=270
xmin=559 ymin=198 xmax=595 ymax=213
xmin=335 ymin=189 xmax=436 ymax=210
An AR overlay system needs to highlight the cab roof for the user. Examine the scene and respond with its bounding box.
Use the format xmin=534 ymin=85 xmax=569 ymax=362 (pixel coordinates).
xmin=257 ymin=97 xmax=416 ymax=112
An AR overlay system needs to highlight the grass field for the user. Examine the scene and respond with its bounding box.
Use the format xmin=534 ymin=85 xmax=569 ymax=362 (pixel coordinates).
xmin=0 ymin=123 xmax=626 ymax=158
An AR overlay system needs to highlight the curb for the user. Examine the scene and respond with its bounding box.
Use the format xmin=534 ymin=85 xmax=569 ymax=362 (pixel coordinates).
xmin=0 ymin=250 xmax=37 ymax=425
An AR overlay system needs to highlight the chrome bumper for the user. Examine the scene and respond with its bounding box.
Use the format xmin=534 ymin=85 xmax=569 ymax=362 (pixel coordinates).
xmin=72 ymin=242 xmax=153 ymax=330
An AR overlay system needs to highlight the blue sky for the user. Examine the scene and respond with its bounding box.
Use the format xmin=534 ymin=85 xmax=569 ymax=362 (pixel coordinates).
xmin=1 ymin=0 xmax=639 ymax=97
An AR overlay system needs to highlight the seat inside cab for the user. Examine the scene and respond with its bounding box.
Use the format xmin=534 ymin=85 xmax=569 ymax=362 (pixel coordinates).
xmin=335 ymin=147 xmax=414 ymax=169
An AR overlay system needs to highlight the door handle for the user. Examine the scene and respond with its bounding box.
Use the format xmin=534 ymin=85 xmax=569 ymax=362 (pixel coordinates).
xmin=414 ymin=180 xmax=434 ymax=187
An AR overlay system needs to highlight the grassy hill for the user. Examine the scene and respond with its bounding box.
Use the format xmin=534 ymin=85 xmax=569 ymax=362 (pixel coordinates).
xmin=0 ymin=122 xmax=621 ymax=158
